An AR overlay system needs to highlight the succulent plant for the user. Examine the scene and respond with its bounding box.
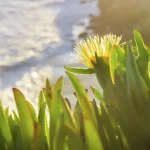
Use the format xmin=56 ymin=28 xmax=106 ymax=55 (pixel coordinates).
xmin=0 ymin=30 xmax=150 ymax=150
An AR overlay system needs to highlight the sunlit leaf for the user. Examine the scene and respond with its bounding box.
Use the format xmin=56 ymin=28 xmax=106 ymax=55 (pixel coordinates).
xmin=9 ymin=115 xmax=19 ymax=148
xmin=90 ymin=86 xmax=105 ymax=106
xmin=38 ymin=90 xmax=46 ymax=111
xmin=5 ymin=107 xmax=9 ymax=119
xmin=46 ymin=79 xmax=53 ymax=112
xmin=26 ymin=101 xmax=38 ymax=123
xmin=13 ymin=88 xmax=34 ymax=150
xmin=134 ymin=30 xmax=150 ymax=88
xmin=12 ymin=111 xmax=19 ymax=125
xmin=53 ymin=114 xmax=69 ymax=150
xmin=64 ymin=66 xmax=94 ymax=74
xmin=0 ymin=101 xmax=14 ymax=150
xmin=67 ymin=71 xmax=104 ymax=150
xmin=60 ymin=96 xmax=75 ymax=127
xmin=50 ymin=77 xmax=63 ymax=149
xmin=38 ymin=103 xmax=49 ymax=149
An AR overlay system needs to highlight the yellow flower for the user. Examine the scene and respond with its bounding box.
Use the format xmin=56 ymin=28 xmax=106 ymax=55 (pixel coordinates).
xmin=74 ymin=34 xmax=122 ymax=68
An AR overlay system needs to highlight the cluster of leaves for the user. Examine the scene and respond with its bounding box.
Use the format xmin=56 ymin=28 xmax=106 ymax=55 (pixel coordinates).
xmin=65 ymin=30 xmax=150 ymax=150
xmin=0 ymin=72 xmax=107 ymax=150
xmin=0 ymin=30 xmax=150 ymax=150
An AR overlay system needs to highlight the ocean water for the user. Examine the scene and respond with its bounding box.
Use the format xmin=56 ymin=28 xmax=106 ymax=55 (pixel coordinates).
xmin=0 ymin=0 xmax=100 ymax=110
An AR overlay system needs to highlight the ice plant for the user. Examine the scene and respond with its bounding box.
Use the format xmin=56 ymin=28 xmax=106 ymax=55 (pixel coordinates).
xmin=65 ymin=30 xmax=150 ymax=149
xmin=74 ymin=34 xmax=122 ymax=68
xmin=1 ymin=30 xmax=150 ymax=150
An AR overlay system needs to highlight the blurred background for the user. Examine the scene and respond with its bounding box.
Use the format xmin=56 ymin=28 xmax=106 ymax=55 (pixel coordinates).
xmin=0 ymin=0 xmax=150 ymax=110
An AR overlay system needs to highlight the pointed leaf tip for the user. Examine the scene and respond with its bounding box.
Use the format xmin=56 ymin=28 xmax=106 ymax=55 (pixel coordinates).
xmin=13 ymin=88 xmax=23 ymax=95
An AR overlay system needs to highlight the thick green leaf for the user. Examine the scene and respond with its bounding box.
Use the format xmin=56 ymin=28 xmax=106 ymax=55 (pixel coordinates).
xmin=45 ymin=115 xmax=49 ymax=149
xmin=38 ymin=103 xmax=46 ymax=134
xmin=50 ymin=77 xmax=63 ymax=149
xmin=59 ymin=97 xmax=83 ymax=148
xmin=115 ymin=45 xmax=125 ymax=63
xmin=32 ymin=123 xmax=47 ymax=150
xmin=92 ymin=100 xmax=110 ymax=150
xmin=38 ymin=103 xmax=49 ymax=149
xmin=73 ymin=102 xmax=85 ymax=139
xmin=60 ymin=96 xmax=75 ymax=127
xmin=13 ymin=88 xmax=34 ymax=150
xmin=5 ymin=107 xmax=9 ymax=119
xmin=64 ymin=125 xmax=84 ymax=150
xmin=134 ymin=30 xmax=150 ymax=88
xmin=67 ymin=71 xmax=104 ymax=150
xmin=46 ymin=79 xmax=53 ymax=112
xmin=126 ymin=42 xmax=150 ymax=119
xmin=26 ymin=101 xmax=38 ymax=123
xmin=93 ymin=55 xmax=110 ymax=89
xmin=110 ymin=45 xmax=126 ymax=84
xmin=0 ymin=130 xmax=6 ymax=150
xmin=64 ymin=66 xmax=94 ymax=74
xmin=83 ymin=96 xmax=104 ymax=150
xmin=64 ymin=97 xmax=71 ymax=110
xmin=8 ymin=115 xmax=19 ymax=148
xmin=12 ymin=111 xmax=19 ymax=125
xmin=66 ymin=72 xmax=90 ymax=109
xmin=134 ymin=30 xmax=148 ymax=65
xmin=109 ymin=46 xmax=118 ymax=84
xmin=0 ymin=101 xmax=14 ymax=150
xmin=15 ymin=129 xmax=24 ymax=150
xmin=90 ymin=86 xmax=105 ymax=106
xmin=113 ymin=70 xmax=149 ymax=149
xmin=53 ymin=114 xmax=69 ymax=150
xmin=101 ymin=104 xmax=122 ymax=150
xmin=116 ymin=126 xmax=131 ymax=150
xmin=38 ymin=90 xmax=46 ymax=111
